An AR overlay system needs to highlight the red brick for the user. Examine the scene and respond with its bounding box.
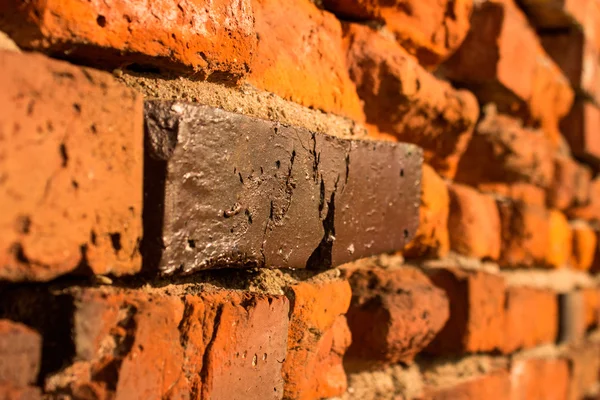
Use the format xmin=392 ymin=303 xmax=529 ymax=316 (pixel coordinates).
xmin=404 ymin=164 xmax=450 ymax=259
xmin=283 ymin=279 xmax=352 ymax=400
xmin=571 ymin=222 xmax=597 ymax=271
xmin=503 ymin=287 xmax=558 ymax=353
xmin=0 ymin=0 xmax=256 ymax=78
xmin=42 ymin=287 xmax=289 ymax=399
xmin=547 ymin=156 xmax=592 ymax=211
xmin=345 ymin=266 xmax=449 ymax=366
xmin=547 ymin=210 xmax=573 ymax=268
xmin=447 ymin=183 xmax=501 ymax=260
xmin=249 ymin=0 xmax=364 ymax=121
xmin=0 ymin=384 xmax=41 ymax=400
xmin=426 ymin=268 xmax=505 ymax=354
xmin=582 ymin=287 xmax=600 ymax=329
xmin=567 ymin=343 xmax=600 ymax=400
xmin=510 ymin=358 xmax=570 ymax=400
xmin=479 ymin=183 xmax=547 ymax=207
xmin=427 ymin=370 xmax=511 ymax=400
xmin=0 ymin=51 xmax=142 ymax=282
xmin=344 ymin=24 xmax=478 ymax=179
xmin=0 ymin=320 xmax=41 ymax=386
xmin=442 ymin=0 xmax=574 ymax=146
xmin=325 ymin=0 xmax=474 ymax=68
xmin=561 ymin=101 xmax=600 ymax=164
xmin=454 ymin=106 xmax=555 ymax=190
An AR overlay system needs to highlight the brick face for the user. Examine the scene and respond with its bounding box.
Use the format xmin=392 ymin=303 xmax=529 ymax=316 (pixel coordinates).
xmin=427 ymin=370 xmax=511 ymax=400
xmin=0 ymin=320 xmax=41 ymax=387
xmin=571 ymin=222 xmax=598 ymax=271
xmin=0 ymin=51 xmax=143 ymax=282
xmin=510 ymin=358 xmax=570 ymax=400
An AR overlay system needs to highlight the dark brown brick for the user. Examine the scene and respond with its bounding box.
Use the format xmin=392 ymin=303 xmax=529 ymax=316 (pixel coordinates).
xmin=144 ymin=101 xmax=422 ymax=274
xmin=0 ymin=50 xmax=143 ymax=282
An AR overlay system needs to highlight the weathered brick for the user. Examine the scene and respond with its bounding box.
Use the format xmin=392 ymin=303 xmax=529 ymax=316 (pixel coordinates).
xmin=561 ymin=100 xmax=600 ymax=164
xmin=0 ymin=320 xmax=41 ymax=387
xmin=567 ymin=343 xmax=600 ymax=400
xmin=404 ymin=164 xmax=450 ymax=259
xmin=249 ymin=0 xmax=364 ymax=121
xmin=345 ymin=266 xmax=449 ymax=366
xmin=282 ymin=278 xmax=352 ymax=400
xmin=441 ymin=0 xmax=574 ymax=145
xmin=426 ymin=268 xmax=506 ymax=354
xmin=568 ymin=176 xmax=600 ymax=223
xmin=503 ymin=287 xmax=558 ymax=353
xmin=427 ymin=370 xmax=511 ymax=400
xmin=497 ymin=200 xmax=551 ymax=268
xmin=571 ymin=222 xmax=597 ymax=271
xmin=448 ymin=183 xmax=501 ymax=260
xmin=454 ymin=106 xmax=555 ymax=190
xmin=547 ymin=210 xmax=573 ymax=268
xmin=510 ymin=358 xmax=570 ymax=400
xmin=345 ymin=24 xmax=479 ymax=179
xmin=479 ymin=183 xmax=547 ymax=207
xmin=324 ymin=0 xmax=474 ymax=68
xmin=0 ymin=0 xmax=256 ymax=78
xmin=0 ymin=51 xmax=142 ymax=282
xmin=547 ymin=156 xmax=591 ymax=211
xmin=144 ymin=101 xmax=422 ymax=273
xmin=34 ymin=287 xmax=290 ymax=399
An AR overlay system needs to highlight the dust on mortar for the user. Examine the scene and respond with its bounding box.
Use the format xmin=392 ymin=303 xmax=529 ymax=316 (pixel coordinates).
xmin=419 ymin=354 xmax=508 ymax=389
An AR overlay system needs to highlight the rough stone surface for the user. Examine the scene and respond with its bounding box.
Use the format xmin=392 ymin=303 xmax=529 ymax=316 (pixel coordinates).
xmin=454 ymin=105 xmax=555 ymax=190
xmin=345 ymin=24 xmax=479 ymax=179
xmin=249 ymin=0 xmax=364 ymax=121
xmin=510 ymin=358 xmax=570 ymax=400
xmin=144 ymin=101 xmax=422 ymax=274
xmin=282 ymin=278 xmax=352 ymax=400
xmin=561 ymin=100 xmax=600 ymax=164
xmin=403 ymin=164 xmax=450 ymax=259
xmin=571 ymin=222 xmax=598 ymax=271
xmin=0 ymin=0 xmax=256 ymax=79
xmin=0 ymin=50 xmax=143 ymax=282
xmin=448 ymin=183 xmax=501 ymax=260
xmin=441 ymin=0 xmax=574 ymax=146
xmin=425 ymin=267 xmax=506 ymax=354
xmin=325 ymin=0 xmax=474 ymax=68
xmin=0 ymin=320 xmax=41 ymax=387
xmin=345 ymin=266 xmax=449 ymax=367
xmin=503 ymin=287 xmax=558 ymax=353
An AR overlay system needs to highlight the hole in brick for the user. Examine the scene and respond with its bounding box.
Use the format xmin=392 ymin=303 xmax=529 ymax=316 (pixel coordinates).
xmin=71 ymin=180 xmax=79 ymax=189
xmin=275 ymin=160 xmax=281 ymax=169
xmin=109 ymin=233 xmax=122 ymax=253
xmin=187 ymin=239 xmax=196 ymax=249
xmin=90 ymin=230 xmax=97 ymax=245
xmin=245 ymin=209 xmax=253 ymax=224
xmin=73 ymin=103 xmax=81 ymax=114
xmin=96 ymin=15 xmax=107 ymax=27
xmin=16 ymin=215 xmax=31 ymax=234
xmin=59 ymin=143 xmax=68 ymax=167
xmin=400 ymin=168 xmax=404 ymax=177
xmin=252 ymin=354 xmax=257 ymax=367
xmin=90 ymin=124 xmax=97 ymax=134
xmin=403 ymin=229 xmax=409 ymax=239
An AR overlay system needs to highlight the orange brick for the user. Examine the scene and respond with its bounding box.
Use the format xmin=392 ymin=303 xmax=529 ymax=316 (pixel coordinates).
xmin=324 ymin=0 xmax=473 ymax=68
xmin=567 ymin=343 xmax=600 ymax=400
xmin=571 ymin=222 xmax=597 ymax=271
xmin=0 ymin=0 xmax=255 ymax=78
xmin=346 ymin=266 xmax=449 ymax=366
xmin=0 ymin=51 xmax=143 ymax=282
xmin=546 ymin=210 xmax=573 ymax=268
xmin=503 ymin=287 xmax=558 ymax=353
xmin=582 ymin=287 xmax=600 ymax=329
xmin=510 ymin=358 xmax=570 ymax=400
xmin=497 ymin=200 xmax=551 ymax=269
xmin=519 ymin=0 xmax=600 ymax=33
xmin=568 ymin=177 xmax=600 ymax=223
xmin=427 ymin=370 xmax=511 ymax=400
xmin=442 ymin=0 xmax=574 ymax=146
xmin=404 ymin=164 xmax=450 ymax=259
xmin=447 ymin=183 xmax=501 ymax=260
xmin=455 ymin=106 xmax=555 ymax=190
xmin=547 ymin=156 xmax=592 ymax=210
xmin=479 ymin=183 xmax=547 ymax=207
xmin=249 ymin=0 xmax=364 ymax=121
xmin=561 ymin=101 xmax=600 ymax=164
xmin=426 ymin=268 xmax=506 ymax=354
xmin=344 ymin=24 xmax=479 ymax=179
xmin=283 ymin=279 xmax=352 ymax=400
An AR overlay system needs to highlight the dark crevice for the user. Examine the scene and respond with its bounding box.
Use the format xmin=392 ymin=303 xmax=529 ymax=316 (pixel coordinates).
xmin=199 ymin=305 xmax=224 ymax=399
xmin=306 ymin=176 xmax=339 ymax=270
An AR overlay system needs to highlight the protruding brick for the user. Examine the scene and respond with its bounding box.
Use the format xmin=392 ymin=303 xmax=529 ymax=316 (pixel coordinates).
xmin=455 ymin=106 xmax=555 ymax=190
xmin=503 ymin=287 xmax=558 ymax=353
xmin=0 ymin=0 xmax=256 ymax=78
xmin=249 ymin=0 xmax=364 ymax=121
xmin=0 ymin=51 xmax=143 ymax=282
xmin=32 ymin=287 xmax=290 ymax=399
xmin=497 ymin=200 xmax=551 ymax=268
xmin=325 ymin=0 xmax=474 ymax=68
xmin=283 ymin=278 xmax=352 ymax=400
xmin=547 ymin=210 xmax=573 ymax=268
xmin=345 ymin=24 xmax=479 ymax=179
xmin=441 ymin=0 xmax=574 ymax=145
xmin=571 ymin=222 xmax=597 ymax=271
xmin=0 ymin=320 xmax=41 ymax=386
xmin=561 ymin=100 xmax=600 ymax=164
xmin=144 ymin=101 xmax=422 ymax=273
xmin=510 ymin=358 xmax=570 ymax=400
xmin=404 ymin=164 xmax=450 ymax=259
xmin=447 ymin=183 xmax=501 ymax=260
xmin=427 ymin=370 xmax=511 ymax=400
xmin=345 ymin=266 xmax=449 ymax=366
xmin=426 ymin=268 xmax=506 ymax=354
xmin=547 ymin=156 xmax=591 ymax=211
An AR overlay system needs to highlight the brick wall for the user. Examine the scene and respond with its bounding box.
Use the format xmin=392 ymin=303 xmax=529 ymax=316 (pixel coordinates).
xmin=1 ymin=0 xmax=600 ymax=399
